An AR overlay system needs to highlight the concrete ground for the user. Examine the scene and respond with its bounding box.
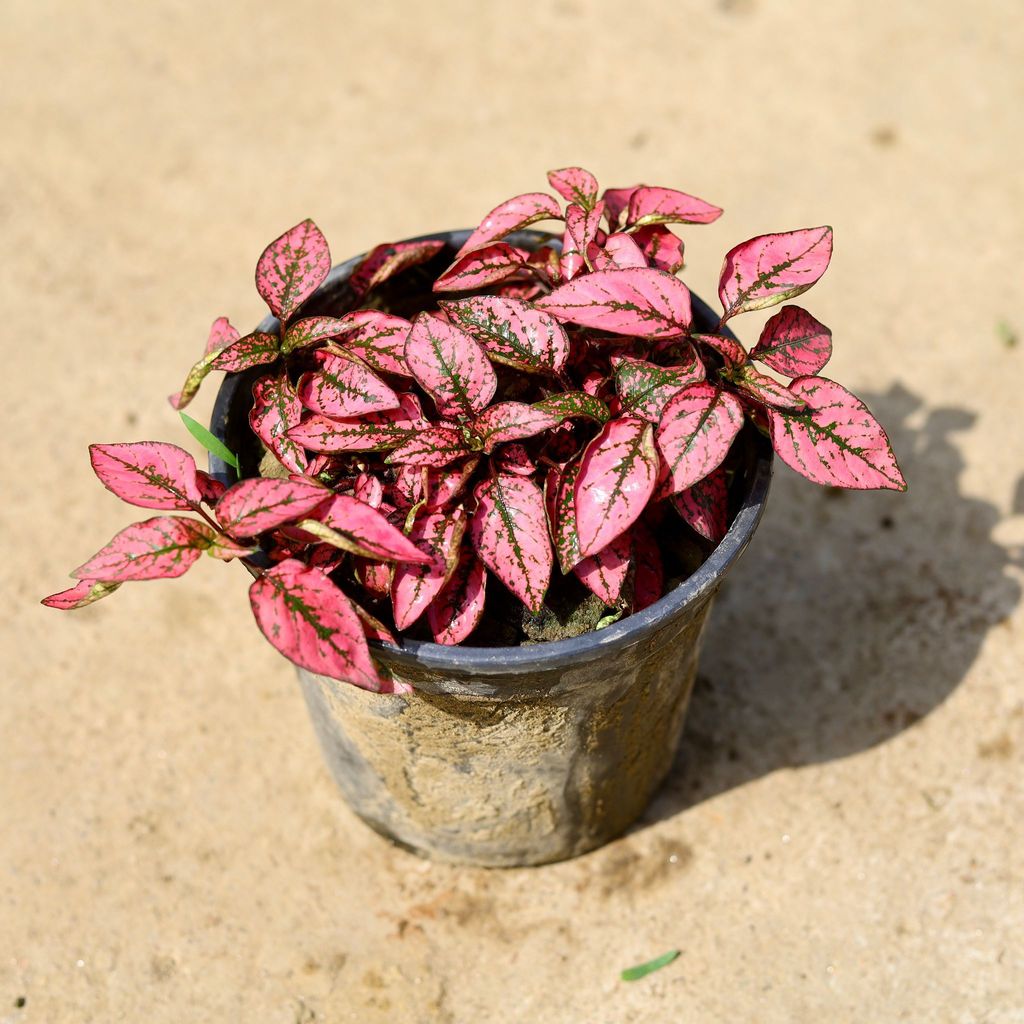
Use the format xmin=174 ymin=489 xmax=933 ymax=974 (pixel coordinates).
xmin=3 ymin=1 xmax=1022 ymax=1020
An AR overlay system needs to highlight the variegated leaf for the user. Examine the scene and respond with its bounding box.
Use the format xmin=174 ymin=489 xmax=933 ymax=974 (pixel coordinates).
xmin=386 ymin=425 xmax=471 ymax=467
xmin=392 ymin=510 xmax=466 ymax=630
xmin=215 ymin=477 xmax=329 ymax=537
xmin=297 ymin=351 xmax=400 ymax=418
xmin=719 ymin=226 xmax=833 ymax=321
xmin=432 ymin=242 xmax=527 ymax=293
xmin=590 ymin=232 xmax=647 ymax=271
xmin=352 ymin=601 xmax=399 ymax=647
xmin=535 ymin=268 xmax=692 ymax=338
xmin=168 ymin=317 xmax=240 ymax=409
xmin=249 ymin=559 xmax=382 ymax=691
xmin=354 ymin=472 xmax=383 ymax=508
xmin=732 ymin=366 xmax=807 ymax=409
xmin=544 ymin=460 xmax=582 ymax=574
xmin=693 ymin=332 xmax=747 ymax=368
xmin=196 ymin=470 xmax=227 ymax=504
xmin=41 ymin=578 xmax=122 ymax=610
xmin=574 ymin=417 xmax=659 ymax=559
xmin=751 ymin=305 xmax=832 ymax=377
xmin=89 ymin=442 xmax=202 ymax=510
xmin=547 ymin=167 xmax=600 ymax=210
xmin=494 ymin=444 xmax=535 ymax=476
xmin=573 ymin=531 xmax=631 ymax=605
xmin=428 ymin=545 xmax=488 ymax=645
xmin=456 ymin=192 xmax=562 ymax=256
xmin=632 ymin=225 xmax=685 ymax=274
xmin=625 ymin=186 xmax=722 ymax=229
xmin=327 ymin=311 xmax=413 ymax=377
xmin=601 ymin=185 xmax=640 ymax=231
xmin=287 ymin=394 xmax=427 ymax=453
xmin=472 ymin=402 xmax=558 ymax=453
xmin=471 ymin=473 xmax=552 ymax=613
xmin=611 ymin=353 xmax=706 ymax=422
xmin=560 ymin=202 xmax=604 ymax=280
xmin=425 ymin=457 xmax=479 ymax=509
xmin=299 ymin=495 xmax=433 ymax=563
xmin=255 ymin=219 xmax=331 ymax=322
xmin=533 ymin=391 xmax=610 ymax=424
xmin=72 ymin=516 xmax=215 ymax=581
xmin=631 ymin=520 xmax=664 ymax=611
xmin=404 ymin=312 xmax=497 ymax=417
xmin=250 ymin=374 xmax=308 ymax=473
xmin=670 ymin=467 xmax=729 ymax=543
xmin=767 ymin=377 xmax=906 ymax=490
xmin=656 ymin=383 xmax=745 ymax=493
xmin=440 ymin=295 xmax=569 ymax=374
xmin=349 ymin=239 xmax=446 ymax=299
xmin=210 ymin=331 xmax=280 ymax=372
xmin=281 ymin=316 xmax=351 ymax=354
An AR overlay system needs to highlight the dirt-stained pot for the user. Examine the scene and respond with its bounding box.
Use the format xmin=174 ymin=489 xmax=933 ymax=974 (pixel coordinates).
xmin=210 ymin=229 xmax=773 ymax=867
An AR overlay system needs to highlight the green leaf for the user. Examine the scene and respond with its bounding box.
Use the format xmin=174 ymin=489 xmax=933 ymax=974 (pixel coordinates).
xmin=179 ymin=411 xmax=240 ymax=472
xmin=620 ymin=949 xmax=680 ymax=982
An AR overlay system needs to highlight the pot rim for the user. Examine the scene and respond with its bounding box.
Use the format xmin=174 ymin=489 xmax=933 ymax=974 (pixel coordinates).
xmin=210 ymin=228 xmax=773 ymax=676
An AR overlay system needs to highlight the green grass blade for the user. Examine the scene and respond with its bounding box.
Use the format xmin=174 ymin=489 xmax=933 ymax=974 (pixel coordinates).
xmin=179 ymin=411 xmax=240 ymax=472
xmin=620 ymin=949 xmax=680 ymax=982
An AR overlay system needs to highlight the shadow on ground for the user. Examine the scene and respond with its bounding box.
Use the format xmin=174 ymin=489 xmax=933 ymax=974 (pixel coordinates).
xmin=643 ymin=383 xmax=1023 ymax=822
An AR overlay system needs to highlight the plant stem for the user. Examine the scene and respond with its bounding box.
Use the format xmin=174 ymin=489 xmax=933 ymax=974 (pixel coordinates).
xmin=190 ymin=502 xmax=262 ymax=579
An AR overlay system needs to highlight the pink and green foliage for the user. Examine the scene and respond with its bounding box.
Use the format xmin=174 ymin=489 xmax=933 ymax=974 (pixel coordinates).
xmin=47 ymin=168 xmax=905 ymax=691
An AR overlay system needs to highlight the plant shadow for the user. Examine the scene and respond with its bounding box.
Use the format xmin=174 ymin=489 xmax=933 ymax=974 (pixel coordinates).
xmin=641 ymin=383 xmax=1023 ymax=823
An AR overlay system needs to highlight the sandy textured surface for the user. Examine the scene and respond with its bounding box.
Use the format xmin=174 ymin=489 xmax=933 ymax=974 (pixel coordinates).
xmin=3 ymin=1 xmax=1023 ymax=1021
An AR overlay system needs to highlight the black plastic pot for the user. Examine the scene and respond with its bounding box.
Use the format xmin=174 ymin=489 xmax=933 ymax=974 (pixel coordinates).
xmin=210 ymin=230 xmax=772 ymax=866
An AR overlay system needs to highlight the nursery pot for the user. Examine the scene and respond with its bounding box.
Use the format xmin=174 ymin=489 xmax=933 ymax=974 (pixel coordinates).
xmin=210 ymin=229 xmax=773 ymax=867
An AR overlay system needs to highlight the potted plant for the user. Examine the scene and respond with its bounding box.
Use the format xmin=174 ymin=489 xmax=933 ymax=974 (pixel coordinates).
xmin=43 ymin=167 xmax=905 ymax=866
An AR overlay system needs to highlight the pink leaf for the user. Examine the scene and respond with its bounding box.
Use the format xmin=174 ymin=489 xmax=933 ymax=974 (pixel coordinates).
xmin=404 ymin=312 xmax=497 ymax=417
xmin=560 ymin=202 xmax=604 ymax=280
xmin=456 ymin=192 xmax=562 ymax=256
xmin=425 ymin=457 xmax=479 ymax=509
xmin=631 ymin=521 xmax=664 ymax=611
xmin=392 ymin=464 xmax=427 ymax=509
xmin=767 ymin=377 xmax=906 ymax=491
xmin=302 ymin=494 xmax=434 ymax=563
xmin=656 ymin=384 xmax=745 ymax=493
xmin=354 ymin=472 xmax=383 ymax=508
xmin=494 ymin=444 xmax=535 ymax=477
xmin=386 ymin=425 xmax=471 ymax=467
xmin=392 ymin=511 xmax=466 ymax=630
xmin=168 ymin=318 xmax=240 ymax=410
xmin=670 ymin=468 xmax=729 ymax=543
xmin=632 ymin=225 xmax=685 ymax=274
xmin=547 ymin=167 xmax=600 ymax=210
xmin=732 ymin=366 xmax=808 ymax=410
xmin=210 ymin=331 xmax=280 ymax=372
xmin=72 ymin=516 xmax=214 ymax=582
xmin=249 ymin=559 xmax=382 ymax=691
xmin=573 ymin=531 xmax=631 ymax=605
xmin=440 ymin=295 xmax=570 ymax=374
xmin=611 ymin=353 xmax=706 ymax=422
xmin=255 ymin=219 xmax=331 ymax=322
xmin=250 ymin=374 xmax=308 ymax=473
xmin=751 ymin=305 xmax=832 ymax=377
xmin=719 ymin=226 xmax=833 ymax=321
xmin=196 ymin=471 xmax=227 ymax=504
xmin=215 ymin=477 xmax=329 ymax=537
xmin=41 ymin=578 xmax=122 ymax=610
xmin=625 ymin=186 xmax=722 ymax=229
xmin=297 ymin=351 xmax=400 ymax=418
xmin=357 ymin=558 xmax=392 ymax=600
xmin=533 ymin=390 xmax=610 ymax=424
xmin=428 ymin=545 xmax=488 ymax=645
xmin=287 ymin=394 xmax=426 ymax=453
xmin=432 ymin=242 xmax=527 ymax=293
xmin=574 ymin=417 xmax=659 ymax=559
xmin=472 ymin=402 xmax=558 ymax=453
xmin=89 ymin=442 xmax=201 ymax=510
xmin=535 ymin=268 xmax=692 ymax=338
xmin=281 ymin=316 xmax=351 ymax=354
xmin=694 ymin=333 xmax=747 ymax=368
xmin=544 ymin=461 xmax=582 ymax=574
xmin=600 ymin=185 xmax=640 ymax=231
xmin=329 ymin=311 xmax=413 ymax=377
xmin=349 ymin=239 xmax=446 ymax=299
xmin=471 ymin=473 xmax=552 ymax=613
xmin=590 ymin=232 xmax=647 ymax=271
xmin=353 ymin=601 xmax=399 ymax=647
